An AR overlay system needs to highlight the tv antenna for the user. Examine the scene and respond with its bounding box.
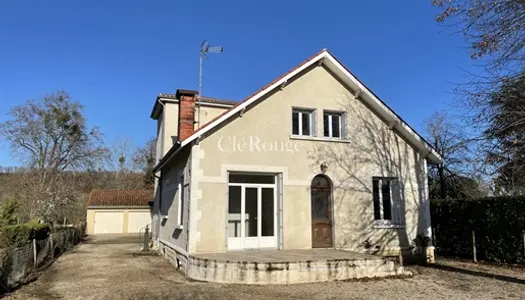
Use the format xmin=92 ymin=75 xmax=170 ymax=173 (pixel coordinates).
xmin=197 ymin=40 xmax=223 ymax=128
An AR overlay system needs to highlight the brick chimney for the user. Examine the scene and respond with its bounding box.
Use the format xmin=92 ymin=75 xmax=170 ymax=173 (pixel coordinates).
xmin=176 ymin=89 xmax=198 ymax=141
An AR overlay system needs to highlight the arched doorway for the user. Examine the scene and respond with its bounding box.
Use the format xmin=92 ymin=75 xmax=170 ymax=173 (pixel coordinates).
xmin=311 ymin=175 xmax=333 ymax=248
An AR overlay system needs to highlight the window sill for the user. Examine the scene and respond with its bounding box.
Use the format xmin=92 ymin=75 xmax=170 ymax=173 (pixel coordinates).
xmin=373 ymin=223 xmax=405 ymax=229
xmin=289 ymin=135 xmax=351 ymax=143
xmin=175 ymin=225 xmax=184 ymax=230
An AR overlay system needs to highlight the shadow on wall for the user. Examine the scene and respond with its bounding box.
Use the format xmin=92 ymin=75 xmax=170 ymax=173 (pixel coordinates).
xmin=307 ymin=91 xmax=429 ymax=256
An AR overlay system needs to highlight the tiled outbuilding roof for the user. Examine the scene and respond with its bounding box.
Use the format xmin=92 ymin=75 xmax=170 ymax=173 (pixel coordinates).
xmin=87 ymin=189 xmax=152 ymax=207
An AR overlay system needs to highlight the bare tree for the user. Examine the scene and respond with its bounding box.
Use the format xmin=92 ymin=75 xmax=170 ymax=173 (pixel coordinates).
xmin=0 ymin=91 xmax=107 ymax=221
xmin=132 ymin=138 xmax=156 ymax=189
xmin=108 ymin=136 xmax=135 ymax=172
xmin=424 ymin=112 xmax=487 ymax=199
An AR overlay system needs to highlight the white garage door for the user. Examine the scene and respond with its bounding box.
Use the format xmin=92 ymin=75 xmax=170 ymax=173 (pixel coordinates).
xmin=127 ymin=211 xmax=151 ymax=233
xmin=94 ymin=211 xmax=124 ymax=234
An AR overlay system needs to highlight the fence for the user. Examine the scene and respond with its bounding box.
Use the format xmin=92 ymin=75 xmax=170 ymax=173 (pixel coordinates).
xmin=0 ymin=224 xmax=85 ymax=292
xmin=431 ymin=197 xmax=525 ymax=264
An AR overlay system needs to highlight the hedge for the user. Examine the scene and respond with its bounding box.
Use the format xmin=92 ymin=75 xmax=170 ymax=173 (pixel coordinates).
xmin=0 ymin=220 xmax=51 ymax=247
xmin=431 ymin=196 xmax=525 ymax=264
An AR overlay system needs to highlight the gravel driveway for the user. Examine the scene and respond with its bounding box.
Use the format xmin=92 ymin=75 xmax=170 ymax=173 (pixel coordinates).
xmin=4 ymin=235 xmax=525 ymax=300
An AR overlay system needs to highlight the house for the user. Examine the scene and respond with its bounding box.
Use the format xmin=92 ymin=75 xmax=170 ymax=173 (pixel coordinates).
xmin=150 ymin=49 xmax=442 ymax=284
xmin=86 ymin=189 xmax=152 ymax=235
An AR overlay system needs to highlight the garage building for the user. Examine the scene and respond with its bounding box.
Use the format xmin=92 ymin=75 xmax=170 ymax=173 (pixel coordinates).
xmin=86 ymin=189 xmax=152 ymax=235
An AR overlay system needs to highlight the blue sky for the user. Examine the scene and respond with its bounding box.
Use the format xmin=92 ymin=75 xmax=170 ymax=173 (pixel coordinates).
xmin=0 ymin=0 xmax=476 ymax=166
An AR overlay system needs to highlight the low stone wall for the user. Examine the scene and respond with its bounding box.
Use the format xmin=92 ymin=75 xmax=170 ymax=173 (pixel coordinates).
xmin=158 ymin=241 xmax=188 ymax=274
xmin=186 ymin=256 xmax=407 ymax=284
xmin=375 ymin=247 xmax=435 ymax=264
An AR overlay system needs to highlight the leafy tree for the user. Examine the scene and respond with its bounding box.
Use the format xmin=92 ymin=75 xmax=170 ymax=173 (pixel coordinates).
xmin=484 ymin=74 xmax=525 ymax=194
xmin=432 ymin=1 xmax=525 ymax=193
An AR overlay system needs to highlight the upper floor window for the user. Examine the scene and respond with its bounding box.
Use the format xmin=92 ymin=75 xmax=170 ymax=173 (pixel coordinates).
xmin=323 ymin=112 xmax=343 ymax=138
xmin=292 ymin=109 xmax=313 ymax=136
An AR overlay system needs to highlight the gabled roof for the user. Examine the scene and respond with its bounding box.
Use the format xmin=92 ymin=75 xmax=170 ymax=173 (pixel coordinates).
xmin=153 ymin=49 xmax=443 ymax=172
xmin=87 ymin=189 xmax=152 ymax=207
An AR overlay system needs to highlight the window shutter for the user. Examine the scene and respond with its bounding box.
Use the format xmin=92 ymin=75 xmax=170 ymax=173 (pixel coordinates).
xmin=341 ymin=112 xmax=348 ymax=139
xmin=392 ymin=180 xmax=403 ymax=225
xmin=372 ymin=179 xmax=381 ymax=220
xmin=311 ymin=110 xmax=317 ymax=136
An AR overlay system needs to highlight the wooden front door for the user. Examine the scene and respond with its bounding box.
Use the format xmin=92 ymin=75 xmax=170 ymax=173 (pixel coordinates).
xmin=311 ymin=175 xmax=333 ymax=248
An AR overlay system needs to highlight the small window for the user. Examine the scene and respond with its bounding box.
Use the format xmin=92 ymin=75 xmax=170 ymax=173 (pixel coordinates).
xmin=372 ymin=177 xmax=403 ymax=225
xmin=177 ymin=175 xmax=184 ymax=228
xmin=292 ymin=109 xmax=313 ymax=136
xmin=323 ymin=112 xmax=342 ymax=138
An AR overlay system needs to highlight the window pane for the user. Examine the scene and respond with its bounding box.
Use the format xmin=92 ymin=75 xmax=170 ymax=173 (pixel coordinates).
xmin=382 ymin=181 xmax=392 ymax=220
xmin=292 ymin=111 xmax=299 ymax=135
xmin=302 ymin=112 xmax=310 ymax=136
xmin=323 ymin=114 xmax=329 ymax=137
xmin=245 ymin=188 xmax=258 ymax=237
xmin=261 ymin=188 xmax=274 ymax=237
xmin=228 ymin=186 xmax=241 ymax=237
xmin=312 ymin=175 xmax=330 ymax=188
xmin=372 ymin=180 xmax=381 ymax=220
xmin=332 ymin=115 xmax=340 ymax=138
xmin=229 ymin=174 xmax=275 ymax=184
xmin=311 ymin=189 xmax=329 ymax=220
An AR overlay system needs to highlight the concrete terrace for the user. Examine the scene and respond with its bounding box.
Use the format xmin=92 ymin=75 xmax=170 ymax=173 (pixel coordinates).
xmin=186 ymin=249 xmax=407 ymax=284
xmin=192 ymin=249 xmax=378 ymax=263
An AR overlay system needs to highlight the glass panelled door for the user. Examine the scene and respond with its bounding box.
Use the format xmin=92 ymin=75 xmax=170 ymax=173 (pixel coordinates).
xmin=227 ymin=175 xmax=277 ymax=250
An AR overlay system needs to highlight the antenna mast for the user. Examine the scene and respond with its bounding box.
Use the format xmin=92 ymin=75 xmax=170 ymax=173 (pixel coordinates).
xmin=198 ymin=40 xmax=223 ymax=128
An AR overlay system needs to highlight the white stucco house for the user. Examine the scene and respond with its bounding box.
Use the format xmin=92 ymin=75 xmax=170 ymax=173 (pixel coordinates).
xmin=150 ymin=49 xmax=442 ymax=284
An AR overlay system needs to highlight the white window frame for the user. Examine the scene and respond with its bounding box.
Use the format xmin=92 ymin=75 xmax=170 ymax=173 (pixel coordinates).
xmin=176 ymin=175 xmax=184 ymax=229
xmin=227 ymin=173 xmax=278 ymax=250
xmin=373 ymin=177 xmax=404 ymax=228
xmin=292 ymin=109 xmax=314 ymax=137
xmin=323 ymin=111 xmax=343 ymax=138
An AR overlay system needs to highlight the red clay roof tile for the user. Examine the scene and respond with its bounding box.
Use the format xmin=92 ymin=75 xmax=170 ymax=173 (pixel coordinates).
xmin=87 ymin=189 xmax=152 ymax=207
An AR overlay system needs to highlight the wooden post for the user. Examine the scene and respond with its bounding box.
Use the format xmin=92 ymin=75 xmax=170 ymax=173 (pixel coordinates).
xmin=49 ymin=234 xmax=54 ymax=260
xmin=472 ymin=230 xmax=477 ymax=263
xmin=432 ymin=227 xmax=437 ymax=249
xmin=33 ymin=239 xmax=37 ymax=269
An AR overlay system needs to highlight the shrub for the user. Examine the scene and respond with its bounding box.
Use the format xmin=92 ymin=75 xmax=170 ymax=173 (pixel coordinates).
xmin=431 ymin=196 xmax=525 ymax=264
xmin=0 ymin=220 xmax=50 ymax=248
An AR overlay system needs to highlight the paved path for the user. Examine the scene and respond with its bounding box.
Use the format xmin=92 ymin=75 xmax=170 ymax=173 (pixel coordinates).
xmin=5 ymin=235 xmax=525 ymax=300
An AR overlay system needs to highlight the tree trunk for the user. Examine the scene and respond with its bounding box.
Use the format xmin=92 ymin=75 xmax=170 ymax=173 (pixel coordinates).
xmin=438 ymin=164 xmax=446 ymax=199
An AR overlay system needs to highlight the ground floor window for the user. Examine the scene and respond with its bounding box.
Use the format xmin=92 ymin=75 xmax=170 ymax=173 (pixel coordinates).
xmin=372 ymin=177 xmax=404 ymax=226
